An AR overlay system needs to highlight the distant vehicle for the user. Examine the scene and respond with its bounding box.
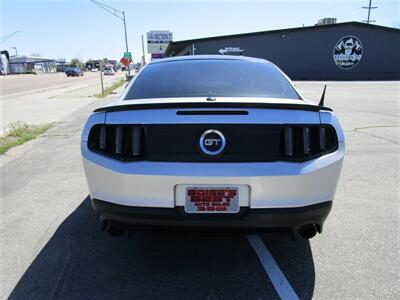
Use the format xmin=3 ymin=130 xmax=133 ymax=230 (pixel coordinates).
xmin=134 ymin=65 xmax=140 ymax=72
xmin=103 ymin=67 xmax=115 ymax=75
xmin=91 ymin=68 xmax=98 ymax=72
xmin=65 ymin=67 xmax=83 ymax=77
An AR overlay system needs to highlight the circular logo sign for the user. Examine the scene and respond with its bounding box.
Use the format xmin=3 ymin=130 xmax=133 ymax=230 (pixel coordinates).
xmin=199 ymin=129 xmax=226 ymax=156
xmin=333 ymin=35 xmax=363 ymax=69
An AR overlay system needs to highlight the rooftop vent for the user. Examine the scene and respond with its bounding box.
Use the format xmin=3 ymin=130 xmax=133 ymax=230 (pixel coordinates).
xmin=316 ymin=18 xmax=337 ymax=26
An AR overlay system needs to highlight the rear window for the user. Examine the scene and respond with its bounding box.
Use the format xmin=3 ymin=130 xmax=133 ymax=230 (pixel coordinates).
xmin=125 ymin=59 xmax=301 ymax=100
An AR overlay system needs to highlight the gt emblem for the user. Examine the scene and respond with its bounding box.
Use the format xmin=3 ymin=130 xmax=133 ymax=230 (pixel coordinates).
xmin=199 ymin=129 xmax=226 ymax=156
xmin=204 ymin=138 xmax=221 ymax=146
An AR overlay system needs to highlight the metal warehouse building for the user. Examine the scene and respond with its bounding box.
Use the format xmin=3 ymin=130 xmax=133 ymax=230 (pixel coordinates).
xmin=165 ymin=22 xmax=400 ymax=80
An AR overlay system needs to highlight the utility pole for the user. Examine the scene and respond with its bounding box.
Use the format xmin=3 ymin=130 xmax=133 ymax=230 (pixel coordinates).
xmin=141 ymin=34 xmax=146 ymax=66
xmin=362 ymin=0 xmax=377 ymax=24
xmin=89 ymin=0 xmax=130 ymax=76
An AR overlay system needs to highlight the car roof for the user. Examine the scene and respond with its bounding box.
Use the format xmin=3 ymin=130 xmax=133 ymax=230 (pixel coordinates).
xmin=148 ymin=55 xmax=272 ymax=65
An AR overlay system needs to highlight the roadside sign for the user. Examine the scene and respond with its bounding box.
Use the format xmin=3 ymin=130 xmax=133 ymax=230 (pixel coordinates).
xmin=218 ymin=47 xmax=244 ymax=55
xmin=120 ymin=57 xmax=130 ymax=67
xmin=147 ymin=31 xmax=173 ymax=54
xmin=124 ymin=52 xmax=132 ymax=60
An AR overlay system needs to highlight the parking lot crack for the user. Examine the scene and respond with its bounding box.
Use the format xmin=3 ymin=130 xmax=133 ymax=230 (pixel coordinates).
xmin=49 ymin=252 xmax=73 ymax=299
xmin=354 ymin=125 xmax=399 ymax=131
xmin=45 ymin=133 xmax=70 ymax=137
xmin=353 ymin=125 xmax=399 ymax=145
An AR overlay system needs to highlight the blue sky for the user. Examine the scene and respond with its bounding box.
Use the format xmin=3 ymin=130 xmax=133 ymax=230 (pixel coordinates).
xmin=1 ymin=0 xmax=399 ymax=62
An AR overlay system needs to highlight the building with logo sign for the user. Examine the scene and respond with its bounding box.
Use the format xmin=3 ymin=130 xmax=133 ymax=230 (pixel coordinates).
xmin=165 ymin=22 xmax=400 ymax=80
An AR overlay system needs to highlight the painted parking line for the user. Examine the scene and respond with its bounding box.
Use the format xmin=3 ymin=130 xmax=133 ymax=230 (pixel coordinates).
xmin=247 ymin=235 xmax=299 ymax=300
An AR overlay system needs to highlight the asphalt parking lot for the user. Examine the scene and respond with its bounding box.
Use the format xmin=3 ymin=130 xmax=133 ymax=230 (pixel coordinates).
xmin=0 ymin=81 xmax=399 ymax=299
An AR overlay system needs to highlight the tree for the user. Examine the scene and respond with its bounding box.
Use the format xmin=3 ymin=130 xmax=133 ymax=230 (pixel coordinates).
xmin=86 ymin=59 xmax=94 ymax=69
xmin=69 ymin=58 xmax=85 ymax=70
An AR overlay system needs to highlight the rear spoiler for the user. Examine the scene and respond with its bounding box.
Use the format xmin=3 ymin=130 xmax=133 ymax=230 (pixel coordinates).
xmin=93 ymin=102 xmax=333 ymax=113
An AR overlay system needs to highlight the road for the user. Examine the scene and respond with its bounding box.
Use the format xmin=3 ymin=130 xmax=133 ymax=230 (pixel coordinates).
xmin=0 ymin=72 xmax=125 ymax=134
xmin=0 ymin=81 xmax=399 ymax=299
xmin=0 ymin=72 xmax=121 ymax=96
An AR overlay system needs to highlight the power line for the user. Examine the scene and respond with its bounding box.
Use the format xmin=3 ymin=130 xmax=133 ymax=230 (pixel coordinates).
xmin=362 ymin=0 xmax=378 ymax=24
xmin=377 ymin=1 xmax=400 ymax=8
xmin=372 ymin=0 xmax=399 ymax=7
xmin=338 ymin=7 xmax=364 ymax=20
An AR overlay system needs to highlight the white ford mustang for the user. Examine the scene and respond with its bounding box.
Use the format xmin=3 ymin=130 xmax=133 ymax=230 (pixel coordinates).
xmin=81 ymin=55 xmax=345 ymax=239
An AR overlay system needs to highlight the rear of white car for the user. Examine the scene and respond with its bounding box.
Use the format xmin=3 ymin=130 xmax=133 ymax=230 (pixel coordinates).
xmin=103 ymin=67 xmax=115 ymax=75
xmin=81 ymin=56 xmax=344 ymax=238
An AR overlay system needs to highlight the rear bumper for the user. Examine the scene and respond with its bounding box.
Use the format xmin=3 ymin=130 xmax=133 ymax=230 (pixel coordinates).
xmin=81 ymin=143 xmax=344 ymax=209
xmin=92 ymin=198 xmax=332 ymax=232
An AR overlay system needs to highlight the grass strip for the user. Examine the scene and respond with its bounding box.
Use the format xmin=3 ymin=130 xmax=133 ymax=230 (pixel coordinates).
xmin=0 ymin=122 xmax=53 ymax=155
xmin=95 ymin=78 xmax=126 ymax=98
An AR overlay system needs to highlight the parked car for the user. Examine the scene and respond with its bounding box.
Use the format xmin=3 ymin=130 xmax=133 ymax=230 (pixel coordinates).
xmin=81 ymin=56 xmax=345 ymax=239
xmin=103 ymin=67 xmax=115 ymax=75
xmin=91 ymin=68 xmax=98 ymax=72
xmin=65 ymin=67 xmax=83 ymax=77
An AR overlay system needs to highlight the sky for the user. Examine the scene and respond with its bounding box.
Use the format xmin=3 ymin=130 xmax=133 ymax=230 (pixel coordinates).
xmin=1 ymin=0 xmax=399 ymax=62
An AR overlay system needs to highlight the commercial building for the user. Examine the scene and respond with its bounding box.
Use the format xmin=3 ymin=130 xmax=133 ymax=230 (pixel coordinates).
xmin=9 ymin=55 xmax=57 ymax=74
xmin=56 ymin=58 xmax=67 ymax=72
xmin=165 ymin=22 xmax=400 ymax=80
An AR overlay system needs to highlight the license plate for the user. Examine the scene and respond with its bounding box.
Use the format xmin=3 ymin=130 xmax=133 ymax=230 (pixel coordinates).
xmin=184 ymin=187 xmax=240 ymax=214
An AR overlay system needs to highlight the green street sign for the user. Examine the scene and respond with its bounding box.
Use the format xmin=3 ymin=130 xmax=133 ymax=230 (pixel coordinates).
xmin=124 ymin=52 xmax=132 ymax=60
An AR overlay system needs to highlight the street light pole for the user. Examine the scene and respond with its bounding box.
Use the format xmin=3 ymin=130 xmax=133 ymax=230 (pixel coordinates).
xmin=12 ymin=47 xmax=21 ymax=75
xmin=89 ymin=0 xmax=130 ymax=77
xmin=122 ymin=11 xmax=130 ymax=76
xmin=0 ymin=31 xmax=22 ymax=44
